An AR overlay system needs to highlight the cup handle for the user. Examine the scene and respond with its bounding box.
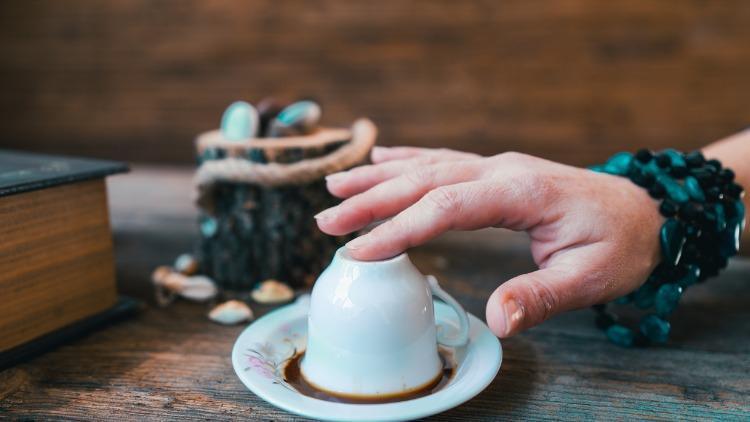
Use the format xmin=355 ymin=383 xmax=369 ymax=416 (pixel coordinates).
xmin=427 ymin=275 xmax=470 ymax=348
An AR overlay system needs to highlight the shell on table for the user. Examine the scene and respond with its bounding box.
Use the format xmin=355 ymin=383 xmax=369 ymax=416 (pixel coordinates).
xmin=151 ymin=266 xmax=218 ymax=302
xmin=208 ymin=300 xmax=254 ymax=325
xmin=251 ymin=279 xmax=295 ymax=304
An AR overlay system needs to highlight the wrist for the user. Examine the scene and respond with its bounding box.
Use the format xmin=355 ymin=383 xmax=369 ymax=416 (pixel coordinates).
xmin=590 ymin=148 xmax=745 ymax=347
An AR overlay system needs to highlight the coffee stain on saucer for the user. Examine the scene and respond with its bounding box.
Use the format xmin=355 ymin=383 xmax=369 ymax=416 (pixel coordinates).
xmin=282 ymin=347 xmax=456 ymax=404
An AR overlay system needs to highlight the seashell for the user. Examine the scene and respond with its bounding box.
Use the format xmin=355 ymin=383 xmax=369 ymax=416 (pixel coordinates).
xmin=251 ymin=279 xmax=295 ymax=304
xmin=153 ymin=269 xmax=218 ymax=302
xmin=269 ymin=100 xmax=321 ymax=137
xmin=151 ymin=265 xmax=172 ymax=284
xmin=176 ymin=275 xmax=219 ymax=301
xmin=221 ymin=101 xmax=259 ymax=140
xmin=174 ymin=253 xmax=199 ymax=275
xmin=151 ymin=266 xmax=177 ymax=307
xmin=208 ymin=300 xmax=254 ymax=325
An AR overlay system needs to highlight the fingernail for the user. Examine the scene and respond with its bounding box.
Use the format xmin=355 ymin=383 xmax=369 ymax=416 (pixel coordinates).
xmin=325 ymin=172 xmax=347 ymax=183
xmin=314 ymin=206 xmax=338 ymax=221
xmin=346 ymin=235 xmax=369 ymax=251
xmin=502 ymin=298 xmax=523 ymax=337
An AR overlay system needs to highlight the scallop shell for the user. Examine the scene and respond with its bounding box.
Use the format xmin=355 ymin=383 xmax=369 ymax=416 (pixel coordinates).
xmin=151 ymin=267 xmax=218 ymax=302
xmin=251 ymin=279 xmax=295 ymax=304
xmin=151 ymin=266 xmax=172 ymax=284
xmin=177 ymin=275 xmax=219 ymax=301
xmin=208 ymin=300 xmax=254 ymax=325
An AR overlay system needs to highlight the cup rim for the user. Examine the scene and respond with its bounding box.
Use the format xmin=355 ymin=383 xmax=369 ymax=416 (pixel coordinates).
xmin=335 ymin=247 xmax=408 ymax=266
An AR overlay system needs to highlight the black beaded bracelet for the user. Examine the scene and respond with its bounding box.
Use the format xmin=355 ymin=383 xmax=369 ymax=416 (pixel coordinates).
xmin=589 ymin=149 xmax=745 ymax=347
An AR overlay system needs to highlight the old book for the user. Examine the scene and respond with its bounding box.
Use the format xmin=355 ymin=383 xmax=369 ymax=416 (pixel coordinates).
xmin=0 ymin=150 xmax=138 ymax=367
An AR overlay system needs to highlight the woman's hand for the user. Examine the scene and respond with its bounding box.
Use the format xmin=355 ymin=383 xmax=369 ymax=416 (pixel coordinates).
xmin=315 ymin=146 xmax=663 ymax=338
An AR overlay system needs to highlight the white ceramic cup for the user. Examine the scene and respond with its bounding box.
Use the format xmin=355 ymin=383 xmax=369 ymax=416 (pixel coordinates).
xmin=300 ymin=247 xmax=470 ymax=398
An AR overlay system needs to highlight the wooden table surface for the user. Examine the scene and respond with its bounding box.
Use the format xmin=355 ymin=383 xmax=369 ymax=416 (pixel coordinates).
xmin=2 ymin=166 xmax=749 ymax=420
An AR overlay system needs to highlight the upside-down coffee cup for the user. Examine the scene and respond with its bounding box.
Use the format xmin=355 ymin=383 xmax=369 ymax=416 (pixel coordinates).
xmin=300 ymin=247 xmax=470 ymax=398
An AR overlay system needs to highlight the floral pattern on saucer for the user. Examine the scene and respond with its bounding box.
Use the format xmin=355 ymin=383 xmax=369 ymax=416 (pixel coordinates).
xmin=243 ymin=318 xmax=307 ymax=391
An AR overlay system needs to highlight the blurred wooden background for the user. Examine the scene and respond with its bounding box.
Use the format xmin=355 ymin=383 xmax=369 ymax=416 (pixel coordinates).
xmin=1 ymin=1 xmax=749 ymax=166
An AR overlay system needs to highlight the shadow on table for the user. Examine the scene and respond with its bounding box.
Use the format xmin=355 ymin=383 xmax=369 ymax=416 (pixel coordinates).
xmin=428 ymin=336 xmax=539 ymax=421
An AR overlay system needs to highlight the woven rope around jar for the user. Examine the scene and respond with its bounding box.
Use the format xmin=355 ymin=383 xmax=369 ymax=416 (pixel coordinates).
xmin=194 ymin=118 xmax=377 ymax=211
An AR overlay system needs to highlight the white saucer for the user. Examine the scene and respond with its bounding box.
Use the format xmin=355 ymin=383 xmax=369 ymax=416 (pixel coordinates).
xmin=231 ymin=295 xmax=502 ymax=421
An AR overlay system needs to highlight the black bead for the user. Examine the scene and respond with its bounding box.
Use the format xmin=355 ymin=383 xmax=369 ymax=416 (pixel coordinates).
xmin=635 ymin=149 xmax=653 ymax=163
xmin=685 ymin=225 xmax=701 ymax=240
xmin=633 ymin=332 xmax=651 ymax=347
xmin=719 ymin=168 xmax=735 ymax=182
xmin=655 ymin=154 xmax=671 ymax=168
xmin=633 ymin=171 xmax=655 ymax=188
xmin=684 ymin=151 xmax=705 ymax=167
xmin=595 ymin=312 xmax=617 ymax=330
xmin=705 ymin=187 xmax=722 ymax=202
xmin=659 ymin=200 xmax=679 ymax=217
xmin=693 ymin=169 xmax=714 ymax=186
xmin=670 ymin=166 xmax=688 ymax=178
xmin=652 ymin=262 xmax=674 ymax=280
xmin=725 ymin=182 xmax=744 ymax=199
xmin=648 ymin=182 xmax=666 ymax=199
xmin=706 ymin=159 xmax=722 ymax=171
xmin=682 ymin=245 xmax=699 ymax=263
xmin=678 ymin=202 xmax=700 ymax=220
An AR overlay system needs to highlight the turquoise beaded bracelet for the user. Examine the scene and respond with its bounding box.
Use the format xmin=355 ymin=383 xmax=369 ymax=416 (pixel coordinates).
xmin=589 ymin=149 xmax=745 ymax=347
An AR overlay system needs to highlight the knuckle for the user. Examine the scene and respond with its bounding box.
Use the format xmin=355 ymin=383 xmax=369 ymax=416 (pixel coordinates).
xmin=526 ymin=278 xmax=560 ymax=323
xmin=495 ymin=151 xmax=528 ymax=163
xmin=404 ymin=167 xmax=433 ymax=187
xmin=424 ymin=186 xmax=461 ymax=215
xmin=507 ymin=167 xmax=560 ymax=207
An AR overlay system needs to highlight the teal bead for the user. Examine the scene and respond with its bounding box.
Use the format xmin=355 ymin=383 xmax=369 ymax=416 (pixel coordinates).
xmin=603 ymin=152 xmax=633 ymax=175
xmin=643 ymin=160 xmax=666 ymax=176
xmin=714 ymin=203 xmax=726 ymax=232
xmin=640 ymin=314 xmax=670 ymax=343
xmin=606 ymin=324 xmax=635 ymax=347
xmin=660 ymin=218 xmax=686 ymax=266
xmin=221 ymin=101 xmax=259 ymax=140
xmin=614 ymin=294 xmax=633 ymax=305
xmin=729 ymin=200 xmax=746 ymax=231
xmin=677 ymin=265 xmax=701 ymax=287
xmin=655 ymin=283 xmax=682 ymax=316
xmin=657 ymin=174 xmax=690 ymax=203
xmin=684 ymin=176 xmax=705 ymax=202
xmin=634 ymin=283 xmax=656 ymax=309
xmin=663 ymin=149 xmax=688 ymax=170
xmin=200 ymin=216 xmax=218 ymax=238
xmin=588 ymin=164 xmax=607 ymax=173
xmin=198 ymin=147 xmax=224 ymax=164
xmin=719 ymin=221 xmax=742 ymax=257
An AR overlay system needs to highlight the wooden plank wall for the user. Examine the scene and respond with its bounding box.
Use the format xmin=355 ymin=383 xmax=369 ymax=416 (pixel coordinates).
xmin=1 ymin=1 xmax=749 ymax=166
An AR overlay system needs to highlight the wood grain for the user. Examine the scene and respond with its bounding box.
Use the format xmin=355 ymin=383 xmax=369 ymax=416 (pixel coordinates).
xmin=1 ymin=166 xmax=748 ymax=420
xmin=0 ymin=179 xmax=117 ymax=351
xmin=1 ymin=1 xmax=750 ymax=165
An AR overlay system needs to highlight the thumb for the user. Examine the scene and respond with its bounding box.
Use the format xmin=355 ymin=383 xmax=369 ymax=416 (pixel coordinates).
xmin=486 ymin=267 xmax=589 ymax=338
